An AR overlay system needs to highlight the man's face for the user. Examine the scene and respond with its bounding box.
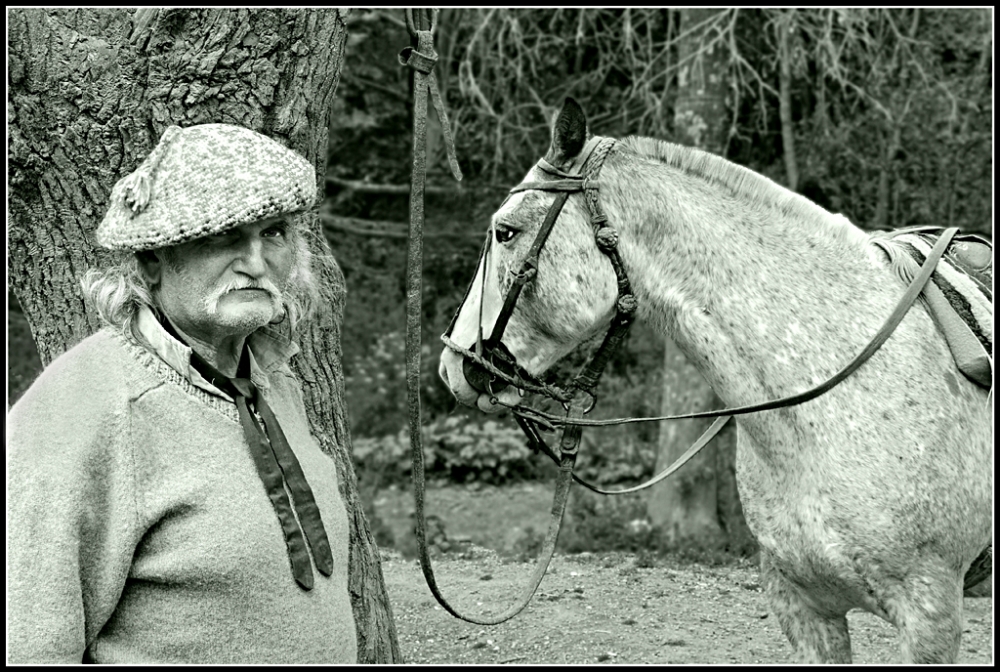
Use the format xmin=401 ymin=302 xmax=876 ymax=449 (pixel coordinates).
xmin=153 ymin=216 xmax=296 ymax=345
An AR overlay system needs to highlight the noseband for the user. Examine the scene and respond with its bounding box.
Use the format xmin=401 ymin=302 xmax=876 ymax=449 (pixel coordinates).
xmin=442 ymin=136 xmax=637 ymax=408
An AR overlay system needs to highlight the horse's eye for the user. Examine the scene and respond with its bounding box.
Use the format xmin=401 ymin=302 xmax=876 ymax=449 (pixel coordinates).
xmin=494 ymin=226 xmax=517 ymax=244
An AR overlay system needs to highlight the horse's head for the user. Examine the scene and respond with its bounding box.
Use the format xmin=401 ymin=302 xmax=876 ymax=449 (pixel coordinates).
xmin=439 ymin=99 xmax=620 ymax=413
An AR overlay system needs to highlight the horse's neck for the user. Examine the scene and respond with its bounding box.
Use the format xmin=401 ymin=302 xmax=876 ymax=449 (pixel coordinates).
xmin=607 ymin=159 xmax=883 ymax=414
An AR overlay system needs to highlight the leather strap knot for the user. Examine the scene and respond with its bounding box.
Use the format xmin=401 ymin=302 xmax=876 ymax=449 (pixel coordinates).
xmin=512 ymin=266 xmax=537 ymax=282
xmin=398 ymin=45 xmax=437 ymax=74
xmin=595 ymin=226 xmax=618 ymax=250
xmin=617 ymin=294 xmax=638 ymax=315
xmin=590 ymin=212 xmax=609 ymax=227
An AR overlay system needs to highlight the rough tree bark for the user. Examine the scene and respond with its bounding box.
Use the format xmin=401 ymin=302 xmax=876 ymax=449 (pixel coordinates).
xmin=646 ymin=8 xmax=755 ymax=555
xmin=7 ymin=7 xmax=401 ymax=662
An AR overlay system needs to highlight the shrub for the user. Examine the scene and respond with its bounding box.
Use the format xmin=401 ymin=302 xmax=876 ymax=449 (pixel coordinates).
xmin=426 ymin=416 xmax=553 ymax=483
xmin=352 ymin=414 xmax=557 ymax=488
xmin=557 ymin=489 xmax=658 ymax=555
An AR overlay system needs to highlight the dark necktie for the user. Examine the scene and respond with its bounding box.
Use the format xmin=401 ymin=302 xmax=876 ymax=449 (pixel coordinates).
xmin=188 ymin=343 xmax=334 ymax=590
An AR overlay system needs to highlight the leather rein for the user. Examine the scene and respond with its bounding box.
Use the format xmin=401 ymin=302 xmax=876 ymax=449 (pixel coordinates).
xmin=442 ymin=137 xmax=960 ymax=497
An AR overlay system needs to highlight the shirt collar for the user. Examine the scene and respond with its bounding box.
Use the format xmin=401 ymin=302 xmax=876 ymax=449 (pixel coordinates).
xmin=134 ymin=304 xmax=300 ymax=400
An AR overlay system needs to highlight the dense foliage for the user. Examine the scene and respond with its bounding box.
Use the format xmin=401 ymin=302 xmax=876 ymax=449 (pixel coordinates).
xmin=328 ymin=8 xmax=992 ymax=488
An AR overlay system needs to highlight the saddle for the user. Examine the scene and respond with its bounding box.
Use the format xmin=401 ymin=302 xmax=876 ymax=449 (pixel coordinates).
xmin=871 ymin=226 xmax=993 ymax=389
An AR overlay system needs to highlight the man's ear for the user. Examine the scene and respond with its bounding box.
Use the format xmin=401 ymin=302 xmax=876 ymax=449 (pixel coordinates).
xmin=543 ymin=97 xmax=589 ymax=169
xmin=135 ymin=250 xmax=162 ymax=286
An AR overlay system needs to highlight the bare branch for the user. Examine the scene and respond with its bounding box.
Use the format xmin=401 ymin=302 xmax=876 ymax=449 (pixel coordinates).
xmin=372 ymin=9 xmax=406 ymax=29
xmin=347 ymin=74 xmax=409 ymax=103
xmin=321 ymin=214 xmax=484 ymax=240
xmin=326 ymin=176 xmax=460 ymax=196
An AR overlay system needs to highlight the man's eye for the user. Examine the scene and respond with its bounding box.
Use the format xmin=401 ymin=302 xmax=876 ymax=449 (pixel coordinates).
xmin=494 ymin=226 xmax=516 ymax=244
xmin=263 ymin=226 xmax=287 ymax=238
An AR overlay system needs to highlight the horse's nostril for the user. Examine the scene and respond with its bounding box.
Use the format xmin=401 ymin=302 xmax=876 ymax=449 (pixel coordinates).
xmin=462 ymin=338 xmax=519 ymax=397
xmin=463 ymin=356 xmax=504 ymax=395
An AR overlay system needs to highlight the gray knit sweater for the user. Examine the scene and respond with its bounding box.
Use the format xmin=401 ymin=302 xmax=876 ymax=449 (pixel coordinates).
xmin=7 ymin=310 xmax=357 ymax=663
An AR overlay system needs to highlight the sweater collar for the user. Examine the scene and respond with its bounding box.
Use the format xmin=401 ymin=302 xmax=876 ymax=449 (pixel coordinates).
xmin=135 ymin=304 xmax=300 ymax=400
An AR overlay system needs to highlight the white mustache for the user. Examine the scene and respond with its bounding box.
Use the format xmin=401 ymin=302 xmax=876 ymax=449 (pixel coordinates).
xmin=205 ymin=278 xmax=282 ymax=315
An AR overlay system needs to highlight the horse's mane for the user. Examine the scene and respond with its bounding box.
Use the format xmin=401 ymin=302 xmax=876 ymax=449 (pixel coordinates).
xmin=618 ymin=136 xmax=859 ymax=243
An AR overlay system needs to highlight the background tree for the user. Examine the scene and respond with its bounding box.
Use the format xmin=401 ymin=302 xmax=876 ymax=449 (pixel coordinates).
xmin=644 ymin=8 xmax=755 ymax=554
xmin=7 ymin=7 xmax=401 ymax=662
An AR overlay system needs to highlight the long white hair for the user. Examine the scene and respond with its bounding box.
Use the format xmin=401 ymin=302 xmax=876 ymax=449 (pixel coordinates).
xmin=81 ymin=225 xmax=325 ymax=337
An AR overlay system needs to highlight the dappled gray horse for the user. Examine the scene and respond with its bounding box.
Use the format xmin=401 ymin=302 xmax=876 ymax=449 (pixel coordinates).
xmin=438 ymin=99 xmax=992 ymax=663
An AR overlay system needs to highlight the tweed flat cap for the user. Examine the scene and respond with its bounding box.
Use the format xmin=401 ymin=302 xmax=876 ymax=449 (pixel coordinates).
xmin=96 ymin=124 xmax=316 ymax=251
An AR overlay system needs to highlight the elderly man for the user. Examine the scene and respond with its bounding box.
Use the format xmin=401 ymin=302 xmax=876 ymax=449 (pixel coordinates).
xmin=7 ymin=124 xmax=357 ymax=663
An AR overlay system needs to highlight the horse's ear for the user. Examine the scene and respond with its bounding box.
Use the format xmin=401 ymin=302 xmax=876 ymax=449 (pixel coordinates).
xmin=545 ymin=97 xmax=589 ymax=168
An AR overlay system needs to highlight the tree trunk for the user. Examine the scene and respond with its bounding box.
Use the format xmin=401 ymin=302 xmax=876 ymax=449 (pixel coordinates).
xmin=814 ymin=63 xmax=830 ymax=140
xmin=646 ymin=8 xmax=755 ymax=555
xmin=7 ymin=8 xmax=401 ymax=663
xmin=874 ymin=122 xmax=902 ymax=230
xmin=777 ymin=9 xmax=799 ymax=192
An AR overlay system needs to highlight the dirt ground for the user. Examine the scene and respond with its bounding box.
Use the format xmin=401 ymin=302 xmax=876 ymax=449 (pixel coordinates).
xmin=371 ymin=484 xmax=993 ymax=664
xmin=382 ymin=550 xmax=993 ymax=665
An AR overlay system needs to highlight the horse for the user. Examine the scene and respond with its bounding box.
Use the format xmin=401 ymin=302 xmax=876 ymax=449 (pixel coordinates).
xmin=438 ymin=98 xmax=992 ymax=663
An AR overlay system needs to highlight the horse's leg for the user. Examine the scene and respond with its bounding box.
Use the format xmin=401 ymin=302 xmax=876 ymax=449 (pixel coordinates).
xmin=887 ymin=569 xmax=964 ymax=663
xmin=760 ymin=549 xmax=852 ymax=663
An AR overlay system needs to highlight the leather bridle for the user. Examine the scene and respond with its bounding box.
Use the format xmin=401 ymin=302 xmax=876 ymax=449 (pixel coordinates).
xmin=441 ymin=136 xmax=634 ymax=411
